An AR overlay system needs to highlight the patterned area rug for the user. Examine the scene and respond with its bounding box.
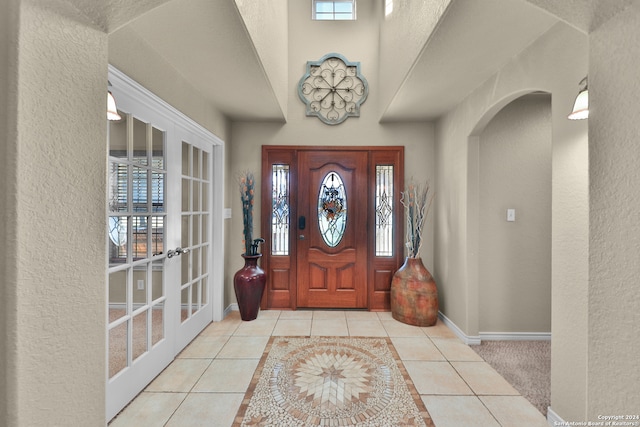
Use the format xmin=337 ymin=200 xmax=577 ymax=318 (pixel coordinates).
xmin=233 ymin=336 xmax=434 ymax=427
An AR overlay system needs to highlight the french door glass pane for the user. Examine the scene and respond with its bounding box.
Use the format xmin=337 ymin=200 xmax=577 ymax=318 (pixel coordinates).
xmin=132 ymin=310 xmax=148 ymax=361
xmin=109 ymin=321 xmax=127 ymax=378
xmin=132 ymin=117 xmax=148 ymax=166
xmin=151 ymin=302 xmax=164 ymax=347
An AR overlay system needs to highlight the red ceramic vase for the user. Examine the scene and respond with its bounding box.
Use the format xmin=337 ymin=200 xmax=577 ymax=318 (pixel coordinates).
xmin=233 ymin=254 xmax=266 ymax=321
xmin=390 ymin=257 xmax=439 ymax=327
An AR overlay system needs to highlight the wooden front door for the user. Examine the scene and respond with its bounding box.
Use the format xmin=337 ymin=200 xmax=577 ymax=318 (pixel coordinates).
xmin=261 ymin=146 xmax=404 ymax=311
xmin=297 ymin=151 xmax=368 ymax=308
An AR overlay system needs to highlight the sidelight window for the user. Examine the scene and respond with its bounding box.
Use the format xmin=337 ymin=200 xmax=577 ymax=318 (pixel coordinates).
xmin=271 ymin=164 xmax=290 ymax=255
xmin=375 ymin=165 xmax=394 ymax=256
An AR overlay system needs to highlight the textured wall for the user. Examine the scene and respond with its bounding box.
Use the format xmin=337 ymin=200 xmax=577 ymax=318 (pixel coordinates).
xmin=588 ymin=1 xmax=640 ymax=418
xmin=434 ymin=22 xmax=589 ymax=420
xmin=3 ymin=0 xmax=108 ymax=425
xmin=108 ymin=27 xmax=230 ymax=143
xmin=478 ymin=94 xmax=552 ymax=333
xmin=0 ymin=1 xmax=19 ymax=424
xmin=377 ymin=0 xmax=452 ymax=117
xmin=233 ymin=0 xmax=288 ymax=117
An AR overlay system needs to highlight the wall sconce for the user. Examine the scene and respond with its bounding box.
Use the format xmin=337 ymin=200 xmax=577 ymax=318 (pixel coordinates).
xmin=568 ymin=76 xmax=588 ymax=120
xmin=107 ymin=81 xmax=121 ymax=121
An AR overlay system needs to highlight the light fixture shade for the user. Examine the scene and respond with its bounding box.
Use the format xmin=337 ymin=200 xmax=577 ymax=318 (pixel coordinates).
xmin=107 ymin=90 xmax=122 ymax=121
xmin=568 ymin=88 xmax=589 ymax=120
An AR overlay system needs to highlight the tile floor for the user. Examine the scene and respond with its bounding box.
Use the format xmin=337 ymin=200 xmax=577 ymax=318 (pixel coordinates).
xmin=109 ymin=310 xmax=549 ymax=427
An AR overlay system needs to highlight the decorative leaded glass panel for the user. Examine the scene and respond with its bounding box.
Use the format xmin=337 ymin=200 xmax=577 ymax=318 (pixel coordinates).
xmin=375 ymin=165 xmax=393 ymax=256
xmin=272 ymin=165 xmax=290 ymax=255
xmin=318 ymin=172 xmax=347 ymax=247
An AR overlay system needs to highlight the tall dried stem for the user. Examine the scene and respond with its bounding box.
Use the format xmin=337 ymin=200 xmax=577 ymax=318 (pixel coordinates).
xmin=400 ymin=181 xmax=434 ymax=258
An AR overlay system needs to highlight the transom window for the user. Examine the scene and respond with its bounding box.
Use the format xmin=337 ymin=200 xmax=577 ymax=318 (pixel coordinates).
xmin=313 ymin=0 xmax=356 ymax=20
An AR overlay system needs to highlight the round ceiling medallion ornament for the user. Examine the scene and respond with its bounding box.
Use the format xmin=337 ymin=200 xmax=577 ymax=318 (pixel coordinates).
xmin=298 ymin=53 xmax=369 ymax=125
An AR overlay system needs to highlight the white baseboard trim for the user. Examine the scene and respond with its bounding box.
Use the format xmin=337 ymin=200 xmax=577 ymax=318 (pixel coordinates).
xmin=479 ymin=332 xmax=552 ymax=341
xmin=437 ymin=312 xmax=551 ymax=344
xmin=437 ymin=312 xmax=481 ymax=345
xmin=546 ymin=406 xmax=564 ymax=426
xmin=224 ymin=303 xmax=239 ymax=318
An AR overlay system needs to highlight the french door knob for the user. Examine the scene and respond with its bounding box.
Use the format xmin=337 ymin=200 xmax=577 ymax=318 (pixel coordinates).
xmin=167 ymin=247 xmax=190 ymax=258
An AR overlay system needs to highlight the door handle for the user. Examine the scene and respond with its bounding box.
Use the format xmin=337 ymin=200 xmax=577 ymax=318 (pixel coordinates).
xmin=167 ymin=247 xmax=190 ymax=258
xmin=298 ymin=216 xmax=306 ymax=230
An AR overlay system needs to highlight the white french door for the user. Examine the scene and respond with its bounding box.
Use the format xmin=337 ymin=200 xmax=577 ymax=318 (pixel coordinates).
xmin=106 ymin=66 xmax=224 ymax=421
xmin=171 ymin=128 xmax=214 ymax=350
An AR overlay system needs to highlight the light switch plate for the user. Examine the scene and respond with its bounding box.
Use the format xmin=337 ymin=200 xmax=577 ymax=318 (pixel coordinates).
xmin=507 ymin=209 xmax=516 ymax=222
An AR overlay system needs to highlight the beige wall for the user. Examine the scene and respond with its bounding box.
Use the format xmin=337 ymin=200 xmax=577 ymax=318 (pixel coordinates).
xmin=434 ymin=22 xmax=589 ymax=420
xmin=108 ymin=27 xmax=231 ymax=143
xmin=478 ymin=94 xmax=552 ymax=333
xmin=233 ymin=0 xmax=288 ymax=116
xmin=588 ymin=1 xmax=640 ymax=417
xmin=377 ymin=0 xmax=452 ymax=116
xmin=224 ymin=1 xmax=436 ymax=308
xmin=1 ymin=0 xmax=108 ymax=425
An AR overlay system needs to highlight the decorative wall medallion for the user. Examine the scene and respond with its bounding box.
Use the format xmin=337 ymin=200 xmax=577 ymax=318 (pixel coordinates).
xmin=298 ymin=53 xmax=369 ymax=125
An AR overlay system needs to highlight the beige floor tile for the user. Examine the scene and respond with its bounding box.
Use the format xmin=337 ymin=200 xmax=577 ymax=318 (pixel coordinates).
xmin=390 ymin=336 xmax=445 ymax=361
xmin=345 ymin=310 xmax=380 ymax=320
xmin=431 ymin=338 xmax=484 ymax=361
xmin=347 ymin=319 xmax=388 ymax=336
xmin=278 ymin=310 xmax=313 ymax=320
xmin=381 ymin=319 xmax=428 ymax=337
xmin=480 ymin=395 xmax=549 ymax=427
xmin=193 ymin=358 xmax=259 ymax=393
xmin=311 ymin=318 xmax=349 ymax=336
xmin=272 ymin=319 xmax=312 ymax=335
xmin=233 ymin=318 xmax=277 ymax=336
xmin=256 ymin=309 xmax=281 ymax=319
xmin=199 ymin=317 xmax=241 ymax=337
xmin=451 ymin=361 xmax=519 ymax=395
xmin=422 ymin=320 xmax=458 ymax=338
xmin=217 ymin=336 xmax=270 ymax=358
xmin=178 ymin=335 xmax=229 ymax=358
xmin=146 ymin=359 xmax=212 ymax=392
xmin=109 ymin=391 xmax=186 ymax=427
xmin=376 ymin=311 xmax=394 ymax=320
xmin=403 ymin=361 xmax=473 ymax=395
xmin=313 ymin=310 xmax=346 ymax=319
xmin=421 ymin=395 xmax=501 ymax=427
xmin=165 ymin=392 xmax=244 ymax=427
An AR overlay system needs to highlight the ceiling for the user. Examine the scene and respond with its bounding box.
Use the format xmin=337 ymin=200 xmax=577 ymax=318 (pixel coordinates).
xmin=64 ymin=0 xmax=627 ymax=123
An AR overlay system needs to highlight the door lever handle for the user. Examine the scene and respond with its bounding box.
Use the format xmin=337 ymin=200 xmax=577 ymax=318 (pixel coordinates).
xmin=167 ymin=247 xmax=190 ymax=258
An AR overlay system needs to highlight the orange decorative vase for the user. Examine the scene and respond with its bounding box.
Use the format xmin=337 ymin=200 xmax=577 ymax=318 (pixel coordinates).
xmin=390 ymin=257 xmax=438 ymax=326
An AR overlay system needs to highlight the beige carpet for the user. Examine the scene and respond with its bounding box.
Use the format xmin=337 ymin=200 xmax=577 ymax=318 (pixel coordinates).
xmin=233 ymin=336 xmax=435 ymax=427
xmin=472 ymin=340 xmax=551 ymax=416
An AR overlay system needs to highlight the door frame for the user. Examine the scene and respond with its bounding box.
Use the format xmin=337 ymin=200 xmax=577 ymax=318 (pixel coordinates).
xmin=260 ymin=145 xmax=404 ymax=311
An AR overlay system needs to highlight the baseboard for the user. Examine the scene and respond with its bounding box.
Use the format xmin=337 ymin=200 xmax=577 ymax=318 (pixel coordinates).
xmin=437 ymin=312 xmax=551 ymax=344
xmin=479 ymin=332 xmax=552 ymax=341
xmin=546 ymin=406 xmax=564 ymax=426
xmin=224 ymin=303 xmax=239 ymax=318
xmin=437 ymin=312 xmax=481 ymax=345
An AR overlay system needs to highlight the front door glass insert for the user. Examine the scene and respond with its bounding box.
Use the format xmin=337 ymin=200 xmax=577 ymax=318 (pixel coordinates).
xmin=317 ymin=171 xmax=347 ymax=247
